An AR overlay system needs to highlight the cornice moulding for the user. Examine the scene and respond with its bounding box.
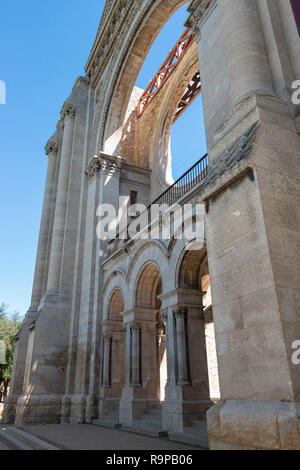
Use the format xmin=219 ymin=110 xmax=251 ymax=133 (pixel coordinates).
xmin=85 ymin=0 xmax=128 ymax=82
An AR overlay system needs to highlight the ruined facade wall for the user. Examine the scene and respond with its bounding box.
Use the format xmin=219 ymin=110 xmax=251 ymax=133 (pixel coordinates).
xmin=4 ymin=0 xmax=300 ymax=450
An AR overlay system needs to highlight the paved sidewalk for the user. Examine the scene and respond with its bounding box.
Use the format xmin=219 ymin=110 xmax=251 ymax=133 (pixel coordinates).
xmin=0 ymin=438 xmax=11 ymax=450
xmin=21 ymin=424 xmax=198 ymax=451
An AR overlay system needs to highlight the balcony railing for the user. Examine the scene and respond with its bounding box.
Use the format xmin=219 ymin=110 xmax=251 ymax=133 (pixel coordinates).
xmin=107 ymin=153 xmax=208 ymax=256
xmin=150 ymin=153 xmax=208 ymax=207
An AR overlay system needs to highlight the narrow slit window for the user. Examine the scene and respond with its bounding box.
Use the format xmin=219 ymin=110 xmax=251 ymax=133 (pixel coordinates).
xmin=291 ymin=0 xmax=300 ymax=36
xmin=130 ymin=190 xmax=138 ymax=207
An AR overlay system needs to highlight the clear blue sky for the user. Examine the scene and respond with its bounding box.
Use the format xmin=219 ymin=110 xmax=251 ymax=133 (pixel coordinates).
xmin=0 ymin=1 xmax=206 ymax=317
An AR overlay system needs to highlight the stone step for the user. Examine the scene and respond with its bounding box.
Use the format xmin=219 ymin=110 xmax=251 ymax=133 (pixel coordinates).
xmin=0 ymin=427 xmax=33 ymax=450
xmin=92 ymin=417 xmax=121 ymax=430
xmin=168 ymin=426 xmax=209 ymax=450
xmin=137 ymin=417 xmax=163 ymax=426
xmin=144 ymin=408 xmax=162 ymax=417
xmin=0 ymin=426 xmax=59 ymax=450
xmin=121 ymin=423 xmax=168 ymax=438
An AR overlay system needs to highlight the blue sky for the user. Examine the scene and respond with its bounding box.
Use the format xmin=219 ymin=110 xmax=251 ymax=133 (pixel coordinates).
xmin=0 ymin=1 xmax=206 ymax=317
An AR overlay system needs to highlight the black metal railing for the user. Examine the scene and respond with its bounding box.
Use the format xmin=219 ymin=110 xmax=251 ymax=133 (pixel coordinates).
xmin=151 ymin=153 xmax=208 ymax=207
xmin=107 ymin=154 xmax=208 ymax=256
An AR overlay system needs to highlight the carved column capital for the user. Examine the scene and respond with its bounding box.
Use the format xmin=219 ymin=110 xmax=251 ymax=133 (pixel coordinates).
xmin=173 ymin=307 xmax=188 ymax=319
xmin=161 ymin=309 xmax=168 ymax=322
xmin=85 ymin=153 xmax=125 ymax=181
xmin=185 ymin=0 xmax=217 ymax=40
xmin=45 ymin=140 xmax=58 ymax=156
xmin=103 ymin=333 xmax=113 ymax=342
xmin=130 ymin=322 xmax=142 ymax=333
xmin=60 ymin=102 xmax=76 ymax=124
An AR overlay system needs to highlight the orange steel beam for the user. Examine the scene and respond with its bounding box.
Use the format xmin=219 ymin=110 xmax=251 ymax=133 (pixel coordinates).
xmin=173 ymin=71 xmax=201 ymax=123
xmin=137 ymin=28 xmax=194 ymax=117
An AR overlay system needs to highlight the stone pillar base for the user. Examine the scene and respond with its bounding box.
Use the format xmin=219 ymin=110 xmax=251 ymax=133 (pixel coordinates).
xmin=60 ymin=395 xmax=72 ymax=423
xmin=85 ymin=394 xmax=99 ymax=423
xmin=2 ymin=395 xmax=19 ymax=424
xmin=14 ymin=394 xmax=63 ymax=425
xmin=208 ymin=400 xmax=300 ymax=450
xmin=163 ymin=387 xmax=212 ymax=432
xmin=99 ymin=397 xmax=120 ymax=417
xmin=119 ymin=389 xmax=160 ymax=425
xmin=69 ymin=394 xmax=88 ymax=424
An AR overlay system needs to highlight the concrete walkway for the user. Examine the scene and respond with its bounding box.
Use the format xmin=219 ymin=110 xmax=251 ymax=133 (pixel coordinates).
xmin=0 ymin=437 xmax=12 ymax=450
xmin=20 ymin=424 xmax=198 ymax=450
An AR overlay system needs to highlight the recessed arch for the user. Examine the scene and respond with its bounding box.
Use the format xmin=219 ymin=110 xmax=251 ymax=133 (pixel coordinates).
xmin=102 ymin=0 xmax=189 ymax=156
xmin=126 ymin=240 xmax=168 ymax=285
xmin=134 ymin=261 xmax=162 ymax=309
xmin=107 ymin=288 xmax=124 ymax=321
xmin=177 ymin=242 xmax=207 ymax=290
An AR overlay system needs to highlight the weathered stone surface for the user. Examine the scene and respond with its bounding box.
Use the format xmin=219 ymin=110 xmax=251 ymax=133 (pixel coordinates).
xmin=4 ymin=0 xmax=300 ymax=451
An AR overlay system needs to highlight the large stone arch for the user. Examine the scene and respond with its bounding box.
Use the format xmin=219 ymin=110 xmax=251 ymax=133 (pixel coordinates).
xmin=101 ymin=0 xmax=189 ymax=156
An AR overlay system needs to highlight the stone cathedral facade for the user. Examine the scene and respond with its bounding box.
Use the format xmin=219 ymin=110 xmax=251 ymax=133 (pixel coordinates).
xmin=4 ymin=0 xmax=300 ymax=450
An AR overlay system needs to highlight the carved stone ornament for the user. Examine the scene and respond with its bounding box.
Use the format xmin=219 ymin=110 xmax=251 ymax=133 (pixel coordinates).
xmin=173 ymin=308 xmax=188 ymax=319
xmin=186 ymin=0 xmax=217 ymax=39
xmin=45 ymin=140 xmax=58 ymax=156
xmin=85 ymin=152 xmax=125 ymax=181
xmin=60 ymin=102 xmax=76 ymax=123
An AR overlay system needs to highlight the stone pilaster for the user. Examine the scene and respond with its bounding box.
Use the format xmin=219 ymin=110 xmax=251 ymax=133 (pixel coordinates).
xmin=2 ymin=139 xmax=59 ymax=424
xmin=30 ymin=140 xmax=59 ymax=307
xmin=46 ymin=103 xmax=76 ymax=294
xmin=130 ymin=323 xmax=142 ymax=388
xmin=174 ymin=308 xmax=190 ymax=386
xmin=99 ymin=321 xmax=125 ymax=418
xmin=71 ymin=153 xmax=124 ymax=423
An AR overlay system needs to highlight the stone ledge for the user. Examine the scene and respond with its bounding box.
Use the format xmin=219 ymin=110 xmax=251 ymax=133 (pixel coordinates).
xmin=207 ymin=399 xmax=300 ymax=450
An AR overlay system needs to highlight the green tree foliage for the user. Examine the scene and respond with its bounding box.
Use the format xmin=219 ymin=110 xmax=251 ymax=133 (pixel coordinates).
xmin=0 ymin=303 xmax=22 ymax=402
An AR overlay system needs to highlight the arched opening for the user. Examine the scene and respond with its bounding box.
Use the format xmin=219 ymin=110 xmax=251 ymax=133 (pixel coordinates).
xmin=136 ymin=262 xmax=162 ymax=310
xmin=103 ymin=0 xmax=188 ymax=156
xmin=178 ymin=247 xmax=220 ymax=403
xmin=135 ymin=263 xmax=166 ymax=402
xmin=114 ymin=2 xmax=207 ymax=201
xmin=170 ymin=93 xmax=207 ymax=181
xmin=107 ymin=289 xmax=124 ymax=321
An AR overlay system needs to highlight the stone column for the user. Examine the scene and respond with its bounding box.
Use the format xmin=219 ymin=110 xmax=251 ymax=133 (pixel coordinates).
xmin=119 ymin=309 xmax=159 ymax=425
xmin=161 ymin=289 xmax=211 ymax=433
xmin=186 ymin=0 xmax=300 ymax=450
xmin=99 ymin=321 xmax=125 ymax=420
xmin=174 ymin=308 xmax=190 ymax=385
xmin=102 ymin=334 xmax=112 ymax=388
xmin=2 ymin=139 xmax=58 ymax=424
xmin=130 ymin=323 xmax=142 ymax=387
xmin=47 ymin=103 xmax=76 ymax=294
xmin=186 ymin=0 xmax=275 ymax=153
xmin=219 ymin=0 xmax=274 ymax=104
xmin=30 ymin=140 xmax=58 ymax=308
